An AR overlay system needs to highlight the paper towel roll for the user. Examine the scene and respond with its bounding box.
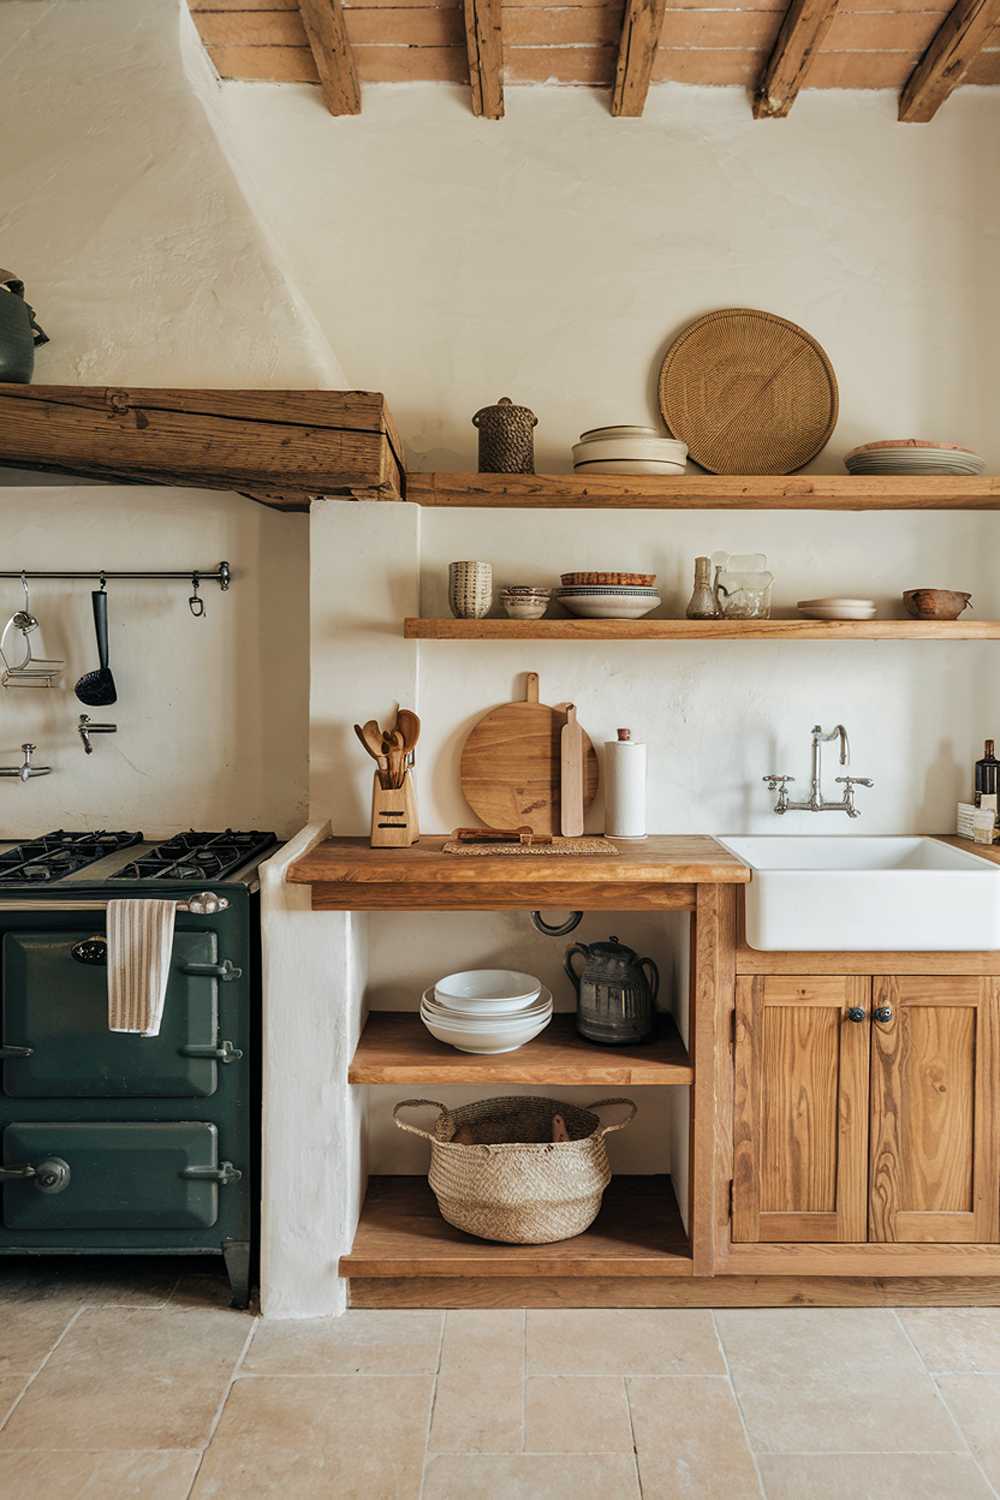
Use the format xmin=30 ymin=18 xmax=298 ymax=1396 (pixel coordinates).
xmin=605 ymin=729 xmax=646 ymax=840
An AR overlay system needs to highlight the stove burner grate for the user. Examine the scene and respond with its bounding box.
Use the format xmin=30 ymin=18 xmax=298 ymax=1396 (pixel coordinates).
xmin=0 ymin=830 xmax=144 ymax=884
xmin=116 ymin=830 xmax=277 ymax=883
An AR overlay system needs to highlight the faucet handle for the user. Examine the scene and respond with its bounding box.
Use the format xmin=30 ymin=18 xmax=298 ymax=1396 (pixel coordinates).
xmin=835 ymin=776 xmax=873 ymax=788
xmin=763 ymin=774 xmax=794 ymax=788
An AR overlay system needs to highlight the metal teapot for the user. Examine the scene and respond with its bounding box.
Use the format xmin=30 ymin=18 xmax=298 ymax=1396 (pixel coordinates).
xmin=0 ymin=271 xmax=48 ymax=383
xmin=564 ymin=935 xmax=659 ymax=1046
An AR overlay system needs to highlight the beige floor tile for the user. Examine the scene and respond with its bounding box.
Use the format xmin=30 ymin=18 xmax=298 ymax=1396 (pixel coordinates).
xmin=439 ymin=1309 xmax=523 ymax=1371
xmin=0 ymin=1303 xmax=77 ymax=1376
xmin=525 ymin=1376 xmax=632 ymax=1454
xmin=45 ymin=1306 xmax=251 ymax=1378
xmin=422 ymin=1453 xmax=641 ymax=1499
xmin=0 ymin=1377 xmax=28 ymax=1424
xmin=715 ymin=1309 xmax=926 ymax=1382
xmin=245 ymin=1310 xmax=442 ymax=1375
xmin=192 ymin=1444 xmax=376 ymax=1498
xmin=0 ymin=1372 xmax=229 ymax=1450
xmin=628 ymin=1375 xmax=762 ymax=1498
xmin=899 ymin=1308 xmax=1000 ymax=1372
xmin=0 ymin=1259 xmax=178 ymax=1307
xmin=937 ymin=1374 xmax=1000 ymax=1490
xmin=0 ymin=1448 xmax=201 ymax=1500
xmin=211 ymin=1374 xmax=431 ymax=1495
xmin=430 ymin=1368 xmax=523 ymax=1453
xmin=169 ymin=1271 xmax=241 ymax=1311
xmin=528 ymin=1310 xmax=724 ymax=1376
xmin=758 ymin=1452 xmax=994 ymax=1499
xmin=717 ymin=1308 xmax=962 ymax=1455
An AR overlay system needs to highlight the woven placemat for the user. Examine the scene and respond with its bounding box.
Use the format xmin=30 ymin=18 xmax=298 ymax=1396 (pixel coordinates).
xmin=443 ymin=837 xmax=619 ymax=856
xmin=658 ymin=308 xmax=838 ymax=475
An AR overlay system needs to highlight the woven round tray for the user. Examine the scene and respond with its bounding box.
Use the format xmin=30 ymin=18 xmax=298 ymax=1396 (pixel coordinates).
xmin=658 ymin=308 xmax=838 ymax=475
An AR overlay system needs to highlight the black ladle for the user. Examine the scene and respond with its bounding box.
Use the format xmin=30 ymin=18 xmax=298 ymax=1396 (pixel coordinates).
xmin=74 ymin=589 xmax=117 ymax=707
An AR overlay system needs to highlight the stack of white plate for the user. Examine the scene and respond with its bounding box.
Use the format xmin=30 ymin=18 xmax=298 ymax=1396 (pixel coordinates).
xmin=421 ymin=969 xmax=553 ymax=1054
xmin=845 ymin=441 xmax=985 ymax=476
xmin=558 ymin=585 xmax=662 ymax=620
xmin=797 ymin=597 xmax=877 ymax=621
xmin=572 ymin=426 xmax=688 ymax=476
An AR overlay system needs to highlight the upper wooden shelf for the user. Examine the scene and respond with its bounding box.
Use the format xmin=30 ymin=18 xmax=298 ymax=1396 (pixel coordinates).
xmin=350 ymin=1011 xmax=692 ymax=1086
xmin=0 ymin=386 xmax=403 ymax=511
xmin=287 ymin=834 xmax=749 ymax=912
xmin=406 ymin=472 xmax=1000 ymax=510
xmin=406 ymin=618 xmax=1000 ymax=641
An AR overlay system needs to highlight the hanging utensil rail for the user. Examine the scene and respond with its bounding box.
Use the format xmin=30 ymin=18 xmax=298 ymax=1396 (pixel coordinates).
xmin=0 ymin=562 xmax=231 ymax=589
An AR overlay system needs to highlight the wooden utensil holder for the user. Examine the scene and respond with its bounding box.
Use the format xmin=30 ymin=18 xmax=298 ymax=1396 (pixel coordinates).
xmin=370 ymin=770 xmax=419 ymax=847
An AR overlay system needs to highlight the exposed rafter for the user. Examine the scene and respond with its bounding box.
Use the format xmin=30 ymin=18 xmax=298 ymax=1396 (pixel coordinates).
xmin=463 ymin=0 xmax=504 ymax=117
xmin=753 ymin=0 xmax=843 ymax=117
xmin=611 ymin=0 xmax=668 ymax=117
xmin=298 ymin=0 xmax=360 ymax=115
xmin=899 ymin=0 xmax=1000 ymax=120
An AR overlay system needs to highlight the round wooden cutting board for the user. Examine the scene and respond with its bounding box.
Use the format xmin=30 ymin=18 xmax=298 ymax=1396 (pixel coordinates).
xmin=460 ymin=672 xmax=599 ymax=836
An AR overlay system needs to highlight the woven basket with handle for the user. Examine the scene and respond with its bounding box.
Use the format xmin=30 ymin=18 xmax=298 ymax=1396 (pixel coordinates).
xmin=393 ymin=1095 xmax=637 ymax=1244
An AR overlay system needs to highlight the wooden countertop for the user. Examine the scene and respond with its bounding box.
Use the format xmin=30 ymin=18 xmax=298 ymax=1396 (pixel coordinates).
xmin=287 ymin=834 xmax=749 ymax=912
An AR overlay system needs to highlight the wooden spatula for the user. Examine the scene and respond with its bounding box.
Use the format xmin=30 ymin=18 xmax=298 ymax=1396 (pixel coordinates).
xmin=560 ymin=704 xmax=584 ymax=837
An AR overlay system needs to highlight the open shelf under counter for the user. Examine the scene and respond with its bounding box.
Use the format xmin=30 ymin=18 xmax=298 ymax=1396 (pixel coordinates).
xmin=405 ymin=618 xmax=1000 ymax=641
xmin=407 ymin=471 xmax=1000 ymax=510
xmin=350 ymin=1011 xmax=692 ymax=1086
xmin=342 ymin=1174 xmax=691 ymax=1281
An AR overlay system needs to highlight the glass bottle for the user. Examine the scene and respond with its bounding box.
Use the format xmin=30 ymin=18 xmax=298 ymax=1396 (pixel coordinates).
xmin=686 ymin=556 xmax=718 ymax=619
xmin=975 ymin=739 xmax=999 ymax=806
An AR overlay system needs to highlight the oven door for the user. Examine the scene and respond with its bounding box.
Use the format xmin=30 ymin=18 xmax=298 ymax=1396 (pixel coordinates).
xmin=1 ymin=1121 xmax=227 ymax=1230
xmin=2 ymin=929 xmax=221 ymax=1098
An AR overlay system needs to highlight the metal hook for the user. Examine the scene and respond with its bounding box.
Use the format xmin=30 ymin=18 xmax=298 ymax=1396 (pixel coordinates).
xmin=188 ymin=573 xmax=205 ymax=618
xmin=20 ymin=572 xmax=29 ymax=612
xmin=99 ymin=572 xmax=107 ymax=593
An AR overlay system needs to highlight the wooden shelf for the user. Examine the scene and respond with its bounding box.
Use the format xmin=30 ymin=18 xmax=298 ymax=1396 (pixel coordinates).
xmin=405 ymin=618 xmax=1000 ymax=641
xmin=342 ymin=1174 xmax=691 ymax=1279
xmin=349 ymin=1011 xmax=692 ymax=1085
xmin=408 ymin=471 xmax=1000 ymax=511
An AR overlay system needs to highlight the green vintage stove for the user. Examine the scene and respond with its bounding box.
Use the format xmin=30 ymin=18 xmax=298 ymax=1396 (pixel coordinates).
xmin=0 ymin=829 xmax=277 ymax=1307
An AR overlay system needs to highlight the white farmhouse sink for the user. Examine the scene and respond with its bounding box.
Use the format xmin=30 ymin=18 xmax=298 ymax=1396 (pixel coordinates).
xmin=721 ymin=836 xmax=1000 ymax=951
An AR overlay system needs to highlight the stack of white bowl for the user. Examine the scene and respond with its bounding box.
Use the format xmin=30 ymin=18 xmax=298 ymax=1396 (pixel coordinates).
xmin=845 ymin=440 xmax=985 ymax=476
xmin=421 ymin=969 xmax=553 ymax=1054
xmin=572 ymin=425 xmax=688 ymax=476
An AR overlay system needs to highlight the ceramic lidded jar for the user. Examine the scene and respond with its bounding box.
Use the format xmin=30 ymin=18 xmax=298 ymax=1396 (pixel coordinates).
xmin=472 ymin=396 xmax=537 ymax=474
xmin=565 ymin=935 xmax=659 ymax=1045
xmin=0 ymin=271 xmax=48 ymax=383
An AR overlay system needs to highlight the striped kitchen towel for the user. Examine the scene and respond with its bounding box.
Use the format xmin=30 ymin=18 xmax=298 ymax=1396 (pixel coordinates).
xmin=107 ymin=898 xmax=178 ymax=1036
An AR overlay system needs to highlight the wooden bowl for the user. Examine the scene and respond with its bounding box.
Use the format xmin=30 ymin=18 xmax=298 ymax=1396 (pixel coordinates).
xmin=903 ymin=588 xmax=972 ymax=620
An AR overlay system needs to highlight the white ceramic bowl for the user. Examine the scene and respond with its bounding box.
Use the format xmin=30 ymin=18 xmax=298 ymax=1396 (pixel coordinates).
xmin=434 ymin=969 xmax=541 ymax=1007
xmin=572 ymin=437 xmax=688 ymax=464
xmin=423 ymin=987 xmax=552 ymax=1022
xmin=578 ymin=424 xmax=662 ymax=443
xmin=420 ymin=989 xmax=554 ymax=1053
xmin=561 ymin=596 xmax=662 ymax=619
xmin=572 ymin=459 xmax=686 ymax=476
xmin=502 ymin=598 xmax=549 ymax=620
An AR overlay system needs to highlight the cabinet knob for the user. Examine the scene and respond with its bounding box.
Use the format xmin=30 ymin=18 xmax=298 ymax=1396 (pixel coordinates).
xmin=846 ymin=1007 xmax=866 ymax=1023
xmin=873 ymin=1006 xmax=894 ymax=1023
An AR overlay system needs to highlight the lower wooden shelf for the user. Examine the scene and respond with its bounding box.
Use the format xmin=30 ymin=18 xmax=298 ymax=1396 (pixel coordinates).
xmin=349 ymin=1011 xmax=692 ymax=1085
xmin=404 ymin=618 xmax=1000 ymax=641
xmin=341 ymin=1174 xmax=691 ymax=1279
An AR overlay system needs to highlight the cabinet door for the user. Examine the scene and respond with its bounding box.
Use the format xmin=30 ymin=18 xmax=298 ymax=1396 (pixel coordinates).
xmin=870 ymin=977 xmax=999 ymax=1244
xmin=733 ymin=975 xmax=870 ymax=1242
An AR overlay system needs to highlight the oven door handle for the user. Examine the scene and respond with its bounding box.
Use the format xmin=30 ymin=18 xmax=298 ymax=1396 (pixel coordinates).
xmin=0 ymin=1157 xmax=71 ymax=1192
xmin=0 ymin=1044 xmax=33 ymax=1059
xmin=180 ymin=1161 xmax=242 ymax=1186
xmin=179 ymin=1040 xmax=244 ymax=1063
xmin=181 ymin=960 xmax=243 ymax=982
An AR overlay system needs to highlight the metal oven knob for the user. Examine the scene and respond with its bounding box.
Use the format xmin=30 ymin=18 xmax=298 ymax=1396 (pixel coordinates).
xmin=71 ymin=936 xmax=107 ymax=965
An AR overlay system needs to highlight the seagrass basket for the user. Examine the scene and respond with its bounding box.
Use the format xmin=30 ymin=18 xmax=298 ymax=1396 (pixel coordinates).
xmin=393 ymin=1095 xmax=637 ymax=1244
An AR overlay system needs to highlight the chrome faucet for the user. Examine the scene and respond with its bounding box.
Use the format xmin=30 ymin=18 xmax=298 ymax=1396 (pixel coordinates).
xmin=78 ymin=714 xmax=117 ymax=755
xmin=764 ymin=724 xmax=873 ymax=818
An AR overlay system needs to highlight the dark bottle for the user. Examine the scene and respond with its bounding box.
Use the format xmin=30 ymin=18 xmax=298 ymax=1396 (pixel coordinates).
xmin=975 ymin=739 xmax=999 ymax=806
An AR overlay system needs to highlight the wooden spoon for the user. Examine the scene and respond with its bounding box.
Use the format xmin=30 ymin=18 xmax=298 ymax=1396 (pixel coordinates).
xmin=397 ymin=708 xmax=421 ymax=753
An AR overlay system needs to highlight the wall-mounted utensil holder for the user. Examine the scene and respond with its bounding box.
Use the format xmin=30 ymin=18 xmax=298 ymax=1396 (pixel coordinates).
xmin=370 ymin=770 xmax=419 ymax=847
xmin=0 ymin=562 xmax=232 ymax=620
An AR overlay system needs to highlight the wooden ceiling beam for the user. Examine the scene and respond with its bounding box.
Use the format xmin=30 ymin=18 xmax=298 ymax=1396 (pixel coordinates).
xmin=298 ymin=0 xmax=360 ymax=115
xmin=464 ymin=0 xmax=504 ymax=118
xmin=899 ymin=0 xmax=1000 ymax=121
xmin=611 ymin=0 xmax=668 ymax=116
xmin=752 ymin=0 xmax=843 ymax=117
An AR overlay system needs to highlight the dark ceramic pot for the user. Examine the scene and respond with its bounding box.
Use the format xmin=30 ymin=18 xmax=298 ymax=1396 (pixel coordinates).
xmin=0 ymin=272 xmax=48 ymax=383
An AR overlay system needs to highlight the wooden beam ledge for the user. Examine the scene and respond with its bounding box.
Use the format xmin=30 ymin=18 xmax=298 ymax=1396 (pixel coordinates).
xmin=298 ymin=0 xmax=361 ymax=115
xmin=753 ymin=0 xmax=843 ymax=117
xmin=611 ymin=0 xmax=667 ymax=117
xmin=899 ymin=0 xmax=1000 ymax=122
xmin=464 ymin=0 xmax=504 ymax=118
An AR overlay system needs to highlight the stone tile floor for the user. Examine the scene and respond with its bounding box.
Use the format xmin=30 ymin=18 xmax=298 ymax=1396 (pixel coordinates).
xmin=0 ymin=1261 xmax=998 ymax=1497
